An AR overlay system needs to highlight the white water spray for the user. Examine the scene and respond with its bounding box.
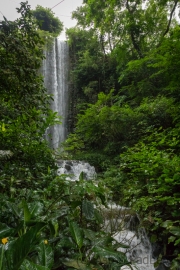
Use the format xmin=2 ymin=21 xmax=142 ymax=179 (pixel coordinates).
xmin=42 ymin=39 xmax=69 ymax=148
xmin=57 ymin=160 xmax=97 ymax=181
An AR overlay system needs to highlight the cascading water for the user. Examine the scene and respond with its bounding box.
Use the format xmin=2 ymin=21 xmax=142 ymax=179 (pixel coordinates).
xmin=42 ymin=39 xmax=69 ymax=149
xmin=57 ymin=160 xmax=97 ymax=181
xmin=103 ymin=204 xmax=155 ymax=270
xmin=115 ymin=225 xmax=155 ymax=270
xmin=42 ymin=38 xmax=156 ymax=270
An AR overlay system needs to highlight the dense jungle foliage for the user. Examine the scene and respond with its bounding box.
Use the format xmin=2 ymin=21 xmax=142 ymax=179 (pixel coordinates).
xmin=1 ymin=0 xmax=180 ymax=269
xmin=63 ymin=0 xmax=180 ymax=268
xmin=0 ymin=2 xmax=132 ymax=270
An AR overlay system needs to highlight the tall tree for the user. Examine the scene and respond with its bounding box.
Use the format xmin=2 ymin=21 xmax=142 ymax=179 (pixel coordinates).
xmin=0 ymin=2 xmax=58 ymax=186
xmin=73 ymin=0 xmax=177 ymax=57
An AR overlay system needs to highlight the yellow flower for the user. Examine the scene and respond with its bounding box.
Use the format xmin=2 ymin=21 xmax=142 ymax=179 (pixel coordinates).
xmin=2 ymin=238 xmax=8 ymax=245
xmin=44 ymin=240 xmax=48 ymax=244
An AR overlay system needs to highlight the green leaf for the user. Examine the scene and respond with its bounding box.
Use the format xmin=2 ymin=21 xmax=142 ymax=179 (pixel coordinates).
xmin=29 ymin=202 xmax=44 ymax=219
xmin=161 ymin=220 xmax=173 ymax=228
xmin=5 ymin=222 xmax=46 ymax=270
xmin=92 ymin=236 xmax=114 ymax=247
xmin=0 ymin=223 xmax=14 ymax=238
xmin=20 ymin=259 xmax=50 ymax=270
xmin=175 ymin=238 xmax=180 ymax=246
xmin=22 ymin=199 xmax=31 ymax=224
xmin=79 ymin=171 xmax=85 ymax=181
xmin=2 ymin=123 xmax=6 ymax=132
xmin=69 ymin=221 xmax=83 ymax=248
xmin=63 ymin=259 xmax=91 ymax=270
xmin=92 ymin=246 xmax=128 ymax=264
xmin=168 ymin=236 xmax=176 ymax=244
xmin=59 ymin=236 xmax=76 ymax=249
xmin=37 ymin=242 xmax=54 ymax=269
xmin=170 ymin=226 xmax=180 ymax=237
xmin=82 ymin=199 xmax=94 ymax=219
xmin=6 ymin=202 xmax=21 ymax=218
xmin=83 ymin=229 xmax=96 ymax=240
xmin=94 ymin=209 xmax=103 ymax=224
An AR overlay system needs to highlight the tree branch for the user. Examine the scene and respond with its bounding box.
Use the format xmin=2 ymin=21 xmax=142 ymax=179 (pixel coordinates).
xmin=163 ymin=0 xmax=178 ymax=37
xmin=126 ymin=0 xmax=143 ymax=58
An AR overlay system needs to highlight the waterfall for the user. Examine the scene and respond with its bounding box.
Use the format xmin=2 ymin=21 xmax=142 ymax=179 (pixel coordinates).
xmin=42 ymin=39 xmax=155 ymax=270
xmin=42 ymin=39 xmax=69 ymax=149
xmin=115 ymin=226 xmax=155 ymax=270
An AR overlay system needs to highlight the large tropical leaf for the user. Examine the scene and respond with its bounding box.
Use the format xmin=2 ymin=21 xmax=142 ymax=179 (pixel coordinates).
xmin=37 ymin=242 xmax=54 ymax=269
xmin=5 ymin=222 xmax=46 ymax=270
xmin=92 ymin=246 xmax=129 ymax=264
xmin=69 ymin=221 xmax=83 ymax=248
xmin=82 ymin=200 xmax=94 ymax=219
xmin=20 ymin=259 xmax=50 ymax=270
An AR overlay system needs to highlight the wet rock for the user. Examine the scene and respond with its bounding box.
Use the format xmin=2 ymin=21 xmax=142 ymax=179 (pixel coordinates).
xmin=155 ymin=259 xmax=171 ymax=270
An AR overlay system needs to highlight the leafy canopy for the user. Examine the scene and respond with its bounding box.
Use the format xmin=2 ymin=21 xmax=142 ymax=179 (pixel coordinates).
xmin=32 ymin=5 xmax=63 ymax=37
